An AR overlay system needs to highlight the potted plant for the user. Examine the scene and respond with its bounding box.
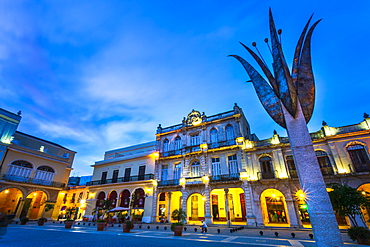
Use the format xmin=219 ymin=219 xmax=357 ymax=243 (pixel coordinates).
xmin=96 ymin=219 xmax=107 ymax=231
xmin=171 ymin=209 xmax=186 ymax=236
xmin=38 ymin=217 xmax=47 ymax=226
xmin=348 ymin=226 xmax=370 ymax=245
xmin=20 ymin=217 xmax=29 ymax=225
xmin=123 ymin=220 xmax=134 ymax=233
xmin=64 ymin=219 xmax=75 ymax=229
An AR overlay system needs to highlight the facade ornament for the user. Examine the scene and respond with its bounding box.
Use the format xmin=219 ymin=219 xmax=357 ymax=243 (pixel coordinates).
xmin=186 ymin=110 xmax=203 ymax=126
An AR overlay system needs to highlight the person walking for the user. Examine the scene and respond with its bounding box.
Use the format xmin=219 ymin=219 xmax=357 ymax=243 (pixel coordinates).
xmin=200 ymin=220 xmax=207 ymax=233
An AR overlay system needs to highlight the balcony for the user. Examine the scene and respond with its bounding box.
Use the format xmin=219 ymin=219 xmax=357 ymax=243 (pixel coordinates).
xmin=352 ymin=163 xmax=370 ymax=173
xmin=289 ymin=170 xmax=298 ymax=178
xmin=257 ymin=171 xmax=277 ymax=180
xmin=210 ymin=173 xmax=240 ymax=182
xmin=185 ymin=177 xmax=202 ymax=184
xmin=87 ymin=174 xmax=154 ymax=186
xmin=158 ymin=179 xmax=180 ymax=186
xmin=2 ymin=174 xmax=66 ymax=188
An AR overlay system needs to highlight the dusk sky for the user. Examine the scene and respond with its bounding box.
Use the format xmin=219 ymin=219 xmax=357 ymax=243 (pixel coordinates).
xmin=1 ymin=1 xmax=369 ymax=176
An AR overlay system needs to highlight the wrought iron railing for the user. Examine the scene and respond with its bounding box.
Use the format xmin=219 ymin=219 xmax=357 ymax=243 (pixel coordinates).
xmin=352 ymin=163 xmax=370 ymax=173
xmin=210 ymin=173 xmax=240 ymax=182
xmin=87 ymin=174 xmax=154 ymax=186
xmin=158 ymin=179 xmax=180 ymax=186
xmin=257 ymin=170 xmax=277 ymax=180
xmin=2 ymin=174 xmax=66 ymax=188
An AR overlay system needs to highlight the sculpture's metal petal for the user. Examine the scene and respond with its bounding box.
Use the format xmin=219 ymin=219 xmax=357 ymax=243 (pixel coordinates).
xmin=239 ymin=42 xmax=279 ymax=96
xmin=269 ymin=9 xmax=297 ymax=118
xmin=297 ymin=19 xmax=322 ymax=123
xmin=292 ymin=14 xmax=313 ymax=87
xmin=229 ymin=54 xmax=286 ymax=128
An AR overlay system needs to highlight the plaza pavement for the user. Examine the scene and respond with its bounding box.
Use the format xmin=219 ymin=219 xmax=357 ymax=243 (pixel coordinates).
xmin=0 ymin=221 xmax=368 ymax=247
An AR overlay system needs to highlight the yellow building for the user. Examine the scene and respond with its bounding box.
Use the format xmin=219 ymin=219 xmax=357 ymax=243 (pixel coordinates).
xmin=0 ymin=108 xmax=76 ymax=220
xmin=84 ymin=142 xmax=157 ymax=223
xmin=153 ymin=105 xmax=370 ymax=228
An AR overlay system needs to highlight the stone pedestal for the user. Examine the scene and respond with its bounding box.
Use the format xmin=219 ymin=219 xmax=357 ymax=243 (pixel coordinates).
xmin=284 ymin=104 xmax=343 ymax=247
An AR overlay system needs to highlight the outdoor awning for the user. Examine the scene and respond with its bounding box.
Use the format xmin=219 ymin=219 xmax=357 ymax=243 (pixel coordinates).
xmin=108 ymin=207 xmax=130 ymax=212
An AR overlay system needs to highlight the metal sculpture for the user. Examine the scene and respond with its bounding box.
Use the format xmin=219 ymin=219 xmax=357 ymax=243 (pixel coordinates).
xmin=230 ymin=9 xmax=343 ymax=247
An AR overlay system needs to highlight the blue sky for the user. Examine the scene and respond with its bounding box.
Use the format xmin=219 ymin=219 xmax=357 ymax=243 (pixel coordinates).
xmin=1 ymin=1 xmax=369 ymax=175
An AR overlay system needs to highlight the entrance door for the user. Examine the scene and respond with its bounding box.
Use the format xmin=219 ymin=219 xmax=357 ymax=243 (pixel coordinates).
xmin=20 ymin=198 xmax=32 ymax=218
xmin=191 ymin=195 xmax=198 ymax=221
xmin=228 ymin=194 xmax=235 ymax=221
xmin=211 ymin=194 xmax=219 ymax=220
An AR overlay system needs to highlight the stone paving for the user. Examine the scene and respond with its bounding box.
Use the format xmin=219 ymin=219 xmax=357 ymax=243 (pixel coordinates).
xmin=0 ymin=221 xmax=368 ymax=247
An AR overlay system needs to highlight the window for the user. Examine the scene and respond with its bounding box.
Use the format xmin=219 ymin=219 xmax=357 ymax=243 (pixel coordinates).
xmin=259 ymin=156 xmax=274 ymax=179
xmin=78 ymin=192 xmax=83 ymax=203
xmin=173 ymin=163 xmax=182 ymax=180
xmin=191 ymin=134 xmax=200 ymax=146
xmin=101 ymin=171 xmax=107 ymax=184
xmin=163 ymin=139 xmax=169 ymax=152
xmin=315 ymin=150 xmax=334 ymax=175
xmin=33 ymin=166 xmax=55 ymax=185
xmin=211 ymin=157 xmax=221 ymax=176
xmin=124 ymin=168 xmax=131 ymax=182
xmin=286 ymin=155 xmax=298 ymax=178
xmin=225 ymin=125 xmax=235 ymax=141
xmin=347 ymin=144 xmax=370 ymax=172
xmin=228 ymin=154 xmax=238 ymax=175
xmin=71 ymin=193 xmax=76 ymax=203
xmin=6 ymin=160 xmax=33 ymax=182
xmin=138 ymin=166 xmax=146 ymax=180
xmin=174 ymin=136 xmax=182 ymax=150
xmin=191 ymin=161 xmax=200 ymax=177
xmin=210 ymin=128 xmax=218 ymax=143
xmin=112 ymin=170 xmax=119 ymax=183
xmin=161 ymin=165 xmax=168 ymax=182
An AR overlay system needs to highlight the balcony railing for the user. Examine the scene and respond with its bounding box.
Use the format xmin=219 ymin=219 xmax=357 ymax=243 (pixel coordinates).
xmin=2 ymin=174 xmax=66 ymax=188
xmin=320 ymin=167 xmax=335 ymax=176
xmin=185 ymin=177 xmax=203 ymax=184
xmin=257 ymin=171 xmax=277 ymax=180
xmin=352 ymin=163 xmax=370 ymax=173
xmin=289 ymin=170 xmax=298 ymax=178
xmin=210 ymin=173 xmax=240 ymax=182
xmin=87 ymin=174 xmax=154 ymax=186
xmin=158 ymin=179 xmax=180 ymax=186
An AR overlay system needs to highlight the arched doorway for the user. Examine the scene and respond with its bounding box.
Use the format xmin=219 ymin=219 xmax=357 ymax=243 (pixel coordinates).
xmin=156 ymin=191 xmax=183 ymax=223
xmin=21 ymin=191 xmax=47 ymax=220
xmin=108 ymin=191 xmax=118 ymax=208
xmin=295 ymin=190 xmax=310 ymax=226
xmin=0 ymin=188 xmax=23 ymax=216
xmin=131 ymin=188 xmax=145 ymax=222
xmin=260 ymin=189 xmax=289 ymax=226
xmin=358 ymin=183 xmax=370 ymax=227
xmin=187 ymin=193 xmax=205 ymax=223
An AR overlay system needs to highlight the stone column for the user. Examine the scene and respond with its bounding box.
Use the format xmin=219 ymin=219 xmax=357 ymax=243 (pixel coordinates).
xmin=204 ymin=189 xmax=212 ymax=225
xmin=167 ymin=192 xmax=172 ymax=222
xmin=224 ymin=188 xmax=230 ymax=227
xmin=151 ymin=187 xmax=158 ymax=223
xmin=242 ymin=181 xmax=256 ymax=226
xmin=181 ymin=192 xmax=188 ymax=224
xmin=285 ymin=199 xmax=299 ymax=227
xmin=284 ymin=104 xmax=343 ymax=246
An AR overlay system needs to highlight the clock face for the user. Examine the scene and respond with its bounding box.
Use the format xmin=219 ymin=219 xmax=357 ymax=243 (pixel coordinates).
xmin=186 ymin=110 xmax=202 ymax=126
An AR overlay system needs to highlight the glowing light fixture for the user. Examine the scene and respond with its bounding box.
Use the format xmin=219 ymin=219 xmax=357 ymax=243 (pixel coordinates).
xmin=236 ymin=137 xmax=244 ymax=143
xmin=337 ymin=168 xmax=347 ymax=174
xmin=202 ymin=175 xmax=209 ymax=184
xmin=151 ymin=152 xmax=160 ymax=159
xmin=200 ymin=143 xmax=208 ymax=150
xmin=33 ymin=193 xmax=37 ymax=196
xmin=80 ymin=199 xmax=86 ymax=204
xmin=240 ymin=172 xmax=248 ymax=180
xmin=4 ymin=190 xmax=9 ymax=194
xmin=179 ymin=178 xmax=186 ymax=186
xmin=271 ymin=193 xmax=277 ymax=198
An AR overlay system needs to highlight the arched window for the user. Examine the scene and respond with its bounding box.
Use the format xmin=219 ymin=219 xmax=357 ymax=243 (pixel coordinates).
xmin=108 ymin=191 xmax=118 ymax=208
xmin=225 ymin=125 xmax=235 ymax=144
xmin=347 ymin=144 xmax=370 ymax=172
xmin=191 ymin=161 xmax=200 ymax=177
xmin=6 ymin=160 xmax=33 ymax=182
xmin=286 ymin=155 xmax=297 ymax=178
xmin=259 ymin=156 xmax=274 ymax=179
xmin=174 ymin=136 xmax=182 ymax=150
xmin=34 ymin=166 xmax=55 ymax=185
xmin=96 ymin=192 xmax=105 ymax=207
xmin=315 ymin=150 xmax=334 ymax=176
xmin=210 ymin=128 xmax=218 ymax=143
xmin=119 ymin=190 xmax=130 ymax=208
xmin=163 ymin=139 xmax=169 ymax=152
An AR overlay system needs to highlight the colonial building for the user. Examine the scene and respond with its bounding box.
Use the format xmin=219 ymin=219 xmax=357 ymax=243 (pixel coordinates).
xmin=0 ymin=108 xmax=76 ymax=220
xmin=152 ymin=104 xmax=370 ymax=228
xmin=84 ymin=142 xmax=157 ymax=223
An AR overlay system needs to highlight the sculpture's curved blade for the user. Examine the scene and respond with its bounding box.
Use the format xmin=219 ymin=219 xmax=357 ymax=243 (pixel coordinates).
xmin=269 ymin=9 xmax=297 ymax=118
xmin=239 ymin=42 xmax=279 ymax=96
xmin=229 ymin=54 xmax=286 ymax=128
xmin=292 ymin=14 xmax=313 ymax=87
xmin=296 ymin=19 xmax=322 ymax=123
